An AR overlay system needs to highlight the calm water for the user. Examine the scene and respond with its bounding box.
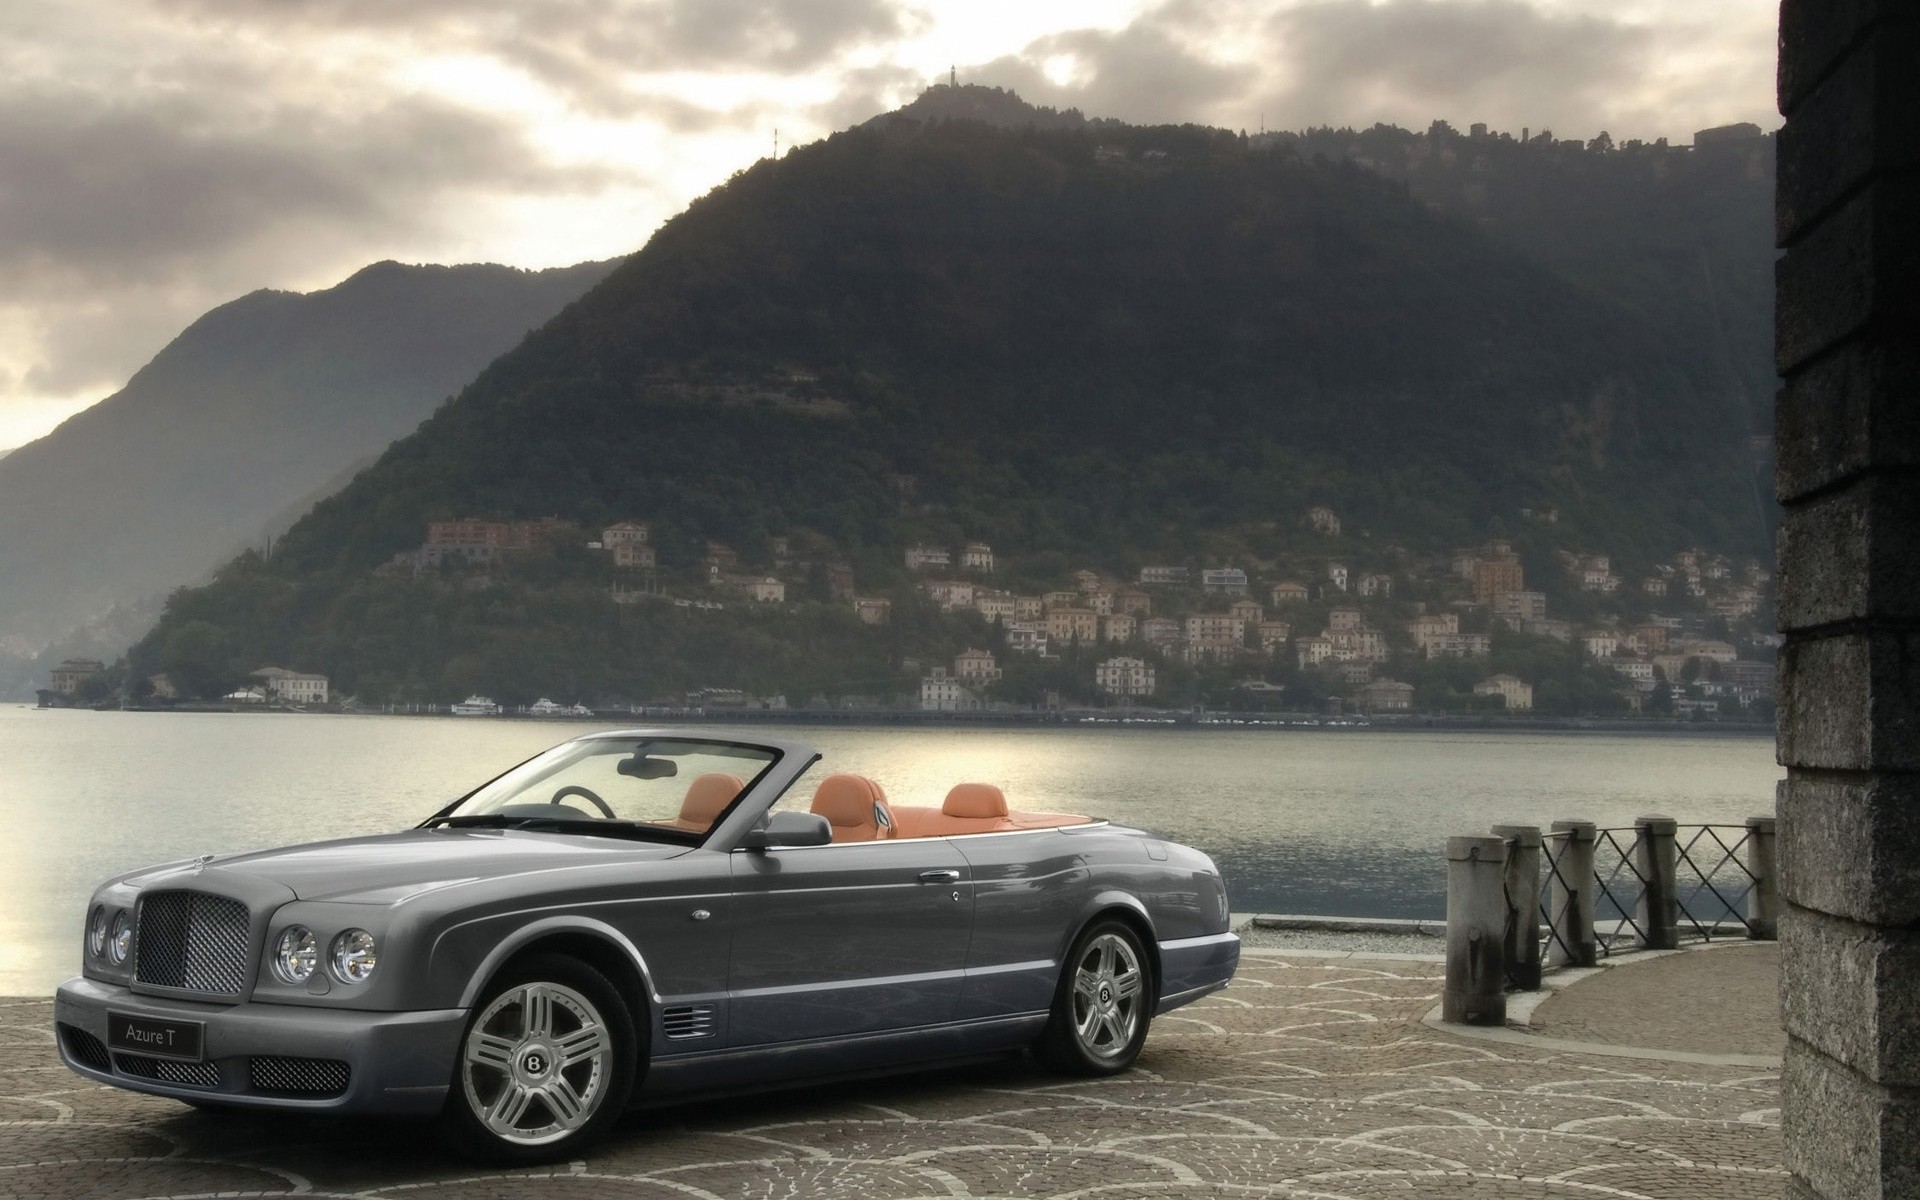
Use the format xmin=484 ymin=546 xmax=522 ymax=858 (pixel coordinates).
xmin=0 ymin=706 xmax=1781 ymax=994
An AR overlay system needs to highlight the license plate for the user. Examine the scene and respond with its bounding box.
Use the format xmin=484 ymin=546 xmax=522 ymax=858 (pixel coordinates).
xmin=105 ymin=1011 xmax=204 ymax=1061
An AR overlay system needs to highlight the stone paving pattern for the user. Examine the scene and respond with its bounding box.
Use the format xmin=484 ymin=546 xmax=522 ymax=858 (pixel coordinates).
xmin=0 ymin=953 xmax=1783 ymax=1198
xmin=1532 ymin=944 xmax=1784 ymax=1058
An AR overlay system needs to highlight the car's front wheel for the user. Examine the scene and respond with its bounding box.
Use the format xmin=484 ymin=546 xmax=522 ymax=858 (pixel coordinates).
xmin=438 ymin=953 xmax=636 ymax=1162
xmin=1036 ymin=919 xmax=1154 ymax=1075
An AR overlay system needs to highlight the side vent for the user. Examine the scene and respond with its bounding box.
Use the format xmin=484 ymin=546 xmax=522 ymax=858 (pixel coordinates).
xmin=662 ymin=1004 xmax=717 ymax=1040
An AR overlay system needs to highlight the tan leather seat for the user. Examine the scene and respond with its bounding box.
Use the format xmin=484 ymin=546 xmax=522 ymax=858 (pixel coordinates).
xmin=891 ymin=784 xmax=1095 ymax=838
xmin=944 ymin=783 xmax=1010 ymax=820
xmin=808 ymin=774 xmax=896 ymax=842
xmin=669 ymin=772 xmax=744 ymax=832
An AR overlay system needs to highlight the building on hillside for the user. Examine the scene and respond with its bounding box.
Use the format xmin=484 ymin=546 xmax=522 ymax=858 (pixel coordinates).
xmin=1643 ymin=576 xmax=1671 ymax=597
xmin=1005 ymin=624 xmax=1049 ymax=656
xmin=853 ymin=596 xmax=891 ymax=625
xmin=49 ymin=658 xmax=105 ymax=695
xmin=1138 ymin=565 xmax=1189 ymax=586
xmin=1042 ymin=590 xmax=1082 ymax=611
xmin=954 ymin=648 xmax=1001 ymax=682
xmin=1114 ymin=588 xmax=1153 ymax=616
xmin=1073 ymin=569 xmax=1104 ymax=593
xmin=1306 ymin=505 xmax=1342 ymax=535
xmin=704 ymin=542 xmax=739 ymax=571
xmin=747 ymin=577 xmax=786 ymax=603
xmin=1490 ymin=590 xmax=1547 ymax=628
xmin=1257 ymin=620 xmax=1292 ymax=652
xmin=919 ymin=668 xmax=980 ymax=712
xmin=1012 ymin=595 xmax=1045 ymax=620
xmin=974 ymin=591 xmax=1018 ymax=621
xmin=1357 ymin=572 xmax=1394 ymax=598
xmin=1296 ymin=635 xmax=1335 ymax=668
xmin=1525 ymin=618 xmax=1574 ymax=642
xmin=1473 ymin=557 xmax=1525 ymax=603
xmin=1675 ymin=639 xmax=1739 ymax=663
xmin=961 ymin=541 xmax=994 ymax=571
xmin=1330 ymin=628 xmax=1390 ymax=663
xmin=1608 ymin=659 xmax=1657 ymax=685
xmin=1632 ymin=622 xmax=1672 ymax=652
xmin=251 ymin=666 xmax=329 ymax=705
xmin=1423 ymin=633 xmax=1492 ymax=659
xmin=1095 ymin=656 xmax=1156 ymax=699
xmin=1473 ymin=674 xmax=1533 ymax=710
xmin=1085 ymin=590 xmax=1115 ymax=616
xmin=1581 ymin=630 xmax=1621 ymax=659
xmin=1140 ymin=617 xmax=1183 ymax=646
xmin=1356 ymin=679 xmax=1415 ymax=712
xmin=613 ymin=543 xmax=657 ymax=569
xmin=1201 ymin=567 xmax=1249 ymax=595
xmin=1328 ymin=606 xmax=1364 ymax=633
xmin=827 ymin=563 xmax=857 ymax=601
xmin=1725 ymin=659 xmax=1777 ymax=696
xmin=602 ymin=522 xmax=649 ymax=548
xmin=1327 ymin=562 xmax=1349 ymax=592
xmin=1334 ymin=661 xmax=1375 ymax=685
xmin=905 ymin=544 xmax=951 ymax=570
xmin=924 ymin=580 xmax=976 ymax=610
xmin=1407 ymin=612 xmax=1459 ymax=651
xmin=1186 ymin=614 xmax=1246 ymax=645
xmin=1101 ymin=613 xmax=1137 ymax=642
xmin=1227 ymin=597 xmax=1263 ymax=624
xmin=1046 ymin=607 xmax=1099 ymax=644
xmin=1270 ymin=581 xmax=1309 ymax=605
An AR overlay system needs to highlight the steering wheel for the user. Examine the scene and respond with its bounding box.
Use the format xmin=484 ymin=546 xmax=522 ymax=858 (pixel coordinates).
xmin=549 ymin=785 xmax=615 ymax=818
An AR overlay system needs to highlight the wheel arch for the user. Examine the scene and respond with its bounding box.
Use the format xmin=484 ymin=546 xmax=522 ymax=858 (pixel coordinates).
xmin=455 ymin=915 xmax=658 ymax=1029
xmin=1066 ymin=894 xmax=1162 ymax=1002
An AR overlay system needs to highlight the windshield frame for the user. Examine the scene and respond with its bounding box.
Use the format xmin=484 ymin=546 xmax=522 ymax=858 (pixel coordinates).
xmin=420 ymin=732 xmax=791 ymax=845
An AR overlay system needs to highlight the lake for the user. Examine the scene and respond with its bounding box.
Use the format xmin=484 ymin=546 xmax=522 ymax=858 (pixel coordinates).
xmin=0 ymin=705 xmax=1781 ymax=994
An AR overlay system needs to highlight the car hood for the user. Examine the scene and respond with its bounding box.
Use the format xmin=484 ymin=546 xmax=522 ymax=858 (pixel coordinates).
xmin=170 ymin=828 xmax=693 ymax=903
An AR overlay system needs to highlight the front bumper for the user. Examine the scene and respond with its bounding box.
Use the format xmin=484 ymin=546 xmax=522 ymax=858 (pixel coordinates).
xmin=54 ymin=976 xmax=467 ymax=1115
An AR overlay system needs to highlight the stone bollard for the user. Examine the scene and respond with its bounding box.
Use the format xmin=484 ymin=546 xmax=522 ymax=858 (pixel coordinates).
xmin=1635 ymin=815 xmax=1680 ymax=950
xmin=1443 ymin=835 xmax=1509 ymax=1025
xmin=1547 ymin=820 xmax=1598 ymax=967
xmin=1746 ymin=815 xmax=1778 ymax=940
xmin=1492 ymin=824 xmax=1543 ymax=990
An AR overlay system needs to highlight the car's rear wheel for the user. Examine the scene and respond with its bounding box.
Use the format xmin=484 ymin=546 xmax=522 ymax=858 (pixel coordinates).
xmin=1035 ymin=920 xmax=1153 ymax=1075
xmin=438 ymin=953 xmax=636 ymax=1162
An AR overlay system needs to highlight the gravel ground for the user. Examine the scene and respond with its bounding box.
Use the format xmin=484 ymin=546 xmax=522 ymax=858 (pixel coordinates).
xmin=1238 ymin=924 xmax=1446 ymax=957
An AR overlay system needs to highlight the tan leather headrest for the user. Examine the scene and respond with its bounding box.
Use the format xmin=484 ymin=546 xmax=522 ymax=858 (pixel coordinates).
xmin=943 ymin=783 xmax=1009 ymax=819
xmin=809 ymin=774 xmax=894 ymax=838
xmin=679 ymin=773 xmax=744 ymax=826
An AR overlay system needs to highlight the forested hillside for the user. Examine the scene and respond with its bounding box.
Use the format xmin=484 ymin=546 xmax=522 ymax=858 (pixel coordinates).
xmin=127 ymin=96 xmax=1775 ymax=708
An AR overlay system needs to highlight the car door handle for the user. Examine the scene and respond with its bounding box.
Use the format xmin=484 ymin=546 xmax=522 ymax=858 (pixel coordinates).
xmin=918 ymin=869 xmax=961 ymax=884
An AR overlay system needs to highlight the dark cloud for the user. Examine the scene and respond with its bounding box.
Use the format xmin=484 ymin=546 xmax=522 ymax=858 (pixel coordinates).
xmin=161 ymin=0 xmax=927 ymax=115
xmin=1259 ymin=0 xmax=1653 ymax=133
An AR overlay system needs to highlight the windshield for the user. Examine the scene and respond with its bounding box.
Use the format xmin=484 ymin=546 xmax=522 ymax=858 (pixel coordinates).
xmin=430 ymin=737 xmax=780 ymax=839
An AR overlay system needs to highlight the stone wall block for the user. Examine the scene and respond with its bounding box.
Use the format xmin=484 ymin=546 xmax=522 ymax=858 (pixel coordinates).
xmin=1777 ymin=476 xmax=1920 ymax=628
xmin=1777 ymin=178 xmax=1920 ymax=371
xmin=1782 ymin=906 xmax=1920 ymax=1086
xmin=1776 ymin=339 xmax=1920 ymax=501
xmin=1783 ymin=1039 xmax=1920 ymax=1199
xmin=1778 ymin=632 xmax=1920 ymax=771
xmin=1779 ymin=0 xmax=1914 ymax=114
xmin=1778 ymin=22 xmax=1920 ymax=243
xmin=1780 ymin=775 xmax=1920 ymax=926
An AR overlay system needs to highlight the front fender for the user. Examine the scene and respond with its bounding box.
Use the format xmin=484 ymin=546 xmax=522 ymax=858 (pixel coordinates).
xmin=426 ymin=913 xmax=661 ymax=1010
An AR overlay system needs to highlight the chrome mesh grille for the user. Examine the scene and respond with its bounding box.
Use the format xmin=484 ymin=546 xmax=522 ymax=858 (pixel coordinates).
xmin=115 ymin=1052 xmax=220 ymax=1088
xmin=662 ymin=1004 xmax=717 ymax=1040
xmin=134 ymin=890 xmax=251 ymax=995
xmin=59 ymin=1024 xmax=111 ymax=1071
xmin=249 ymin=1055 xmax=350 ymax=1097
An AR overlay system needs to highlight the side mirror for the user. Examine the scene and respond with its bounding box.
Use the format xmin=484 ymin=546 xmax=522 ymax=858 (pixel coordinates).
xmin=738 ymin=811 xmax=832 ymax=850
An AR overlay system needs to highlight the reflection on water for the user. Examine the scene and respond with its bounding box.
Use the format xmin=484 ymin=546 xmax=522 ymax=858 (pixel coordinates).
xmin=0 ymin=707 xmax=1781 ymax=994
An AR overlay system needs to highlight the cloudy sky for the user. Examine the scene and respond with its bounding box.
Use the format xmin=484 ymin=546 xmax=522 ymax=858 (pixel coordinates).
xmin=0 ymin=0 xmax=1776 ymax=449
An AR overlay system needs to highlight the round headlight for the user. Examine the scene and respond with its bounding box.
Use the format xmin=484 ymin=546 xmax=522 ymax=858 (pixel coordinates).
xmin=273 ymin=926 xmax=318 ymax=984
xmin=108 ymin=912 xmax=133 ymax=964
xmin=86 ymin=906 xmax=108 ymax=959
xmin=329 ymin=929 xmax=377 ymax=984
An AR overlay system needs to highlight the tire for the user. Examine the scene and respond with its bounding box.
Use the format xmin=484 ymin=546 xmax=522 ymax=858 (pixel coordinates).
xmin=1035 ymin=919 xmax=1155 ymax=1075
xmin=437 ymin=953 xmax=639 ymax=1163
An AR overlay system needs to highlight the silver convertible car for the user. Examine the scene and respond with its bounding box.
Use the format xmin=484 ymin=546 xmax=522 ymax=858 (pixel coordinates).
xmin=54 ymin=730 xmax=1239 ymax=1160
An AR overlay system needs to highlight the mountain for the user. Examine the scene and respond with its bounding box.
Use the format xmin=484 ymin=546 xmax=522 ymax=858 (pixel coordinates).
xmin=129 ymin=96 xmax=1774 ymax=707
xmin=0 ymin=258 xmax=618 ymax=695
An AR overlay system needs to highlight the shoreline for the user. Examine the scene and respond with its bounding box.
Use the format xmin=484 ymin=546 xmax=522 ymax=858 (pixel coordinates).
xmin=16 ymin=701 xmax=1774 ymax=737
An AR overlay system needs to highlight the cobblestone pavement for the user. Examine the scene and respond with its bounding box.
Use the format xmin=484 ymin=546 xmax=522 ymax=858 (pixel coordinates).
xmin=1531 ymin=943 xmax=1782 ymax=1058
xmin=1 ymin=953 xmax=1782 ymax=1198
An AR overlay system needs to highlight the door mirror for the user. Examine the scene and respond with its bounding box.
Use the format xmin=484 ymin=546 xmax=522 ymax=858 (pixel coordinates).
xmin=738 ymin=811 xmax=833 ymax=849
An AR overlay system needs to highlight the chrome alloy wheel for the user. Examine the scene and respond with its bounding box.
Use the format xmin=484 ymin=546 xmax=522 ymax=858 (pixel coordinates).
xmin=460 ymin=981 xmax=613 ymax=1146
xmin=1070 ymin=932 xmax=1145 ymax=1060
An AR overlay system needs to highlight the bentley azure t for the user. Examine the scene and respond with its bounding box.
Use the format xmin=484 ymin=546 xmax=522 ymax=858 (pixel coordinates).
xmin=54 ymin=730 xmax=1240 ymax=1160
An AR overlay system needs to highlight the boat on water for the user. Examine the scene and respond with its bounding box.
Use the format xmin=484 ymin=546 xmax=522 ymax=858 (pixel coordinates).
xmin=450 ymin=695 xmax=501 ymax=716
